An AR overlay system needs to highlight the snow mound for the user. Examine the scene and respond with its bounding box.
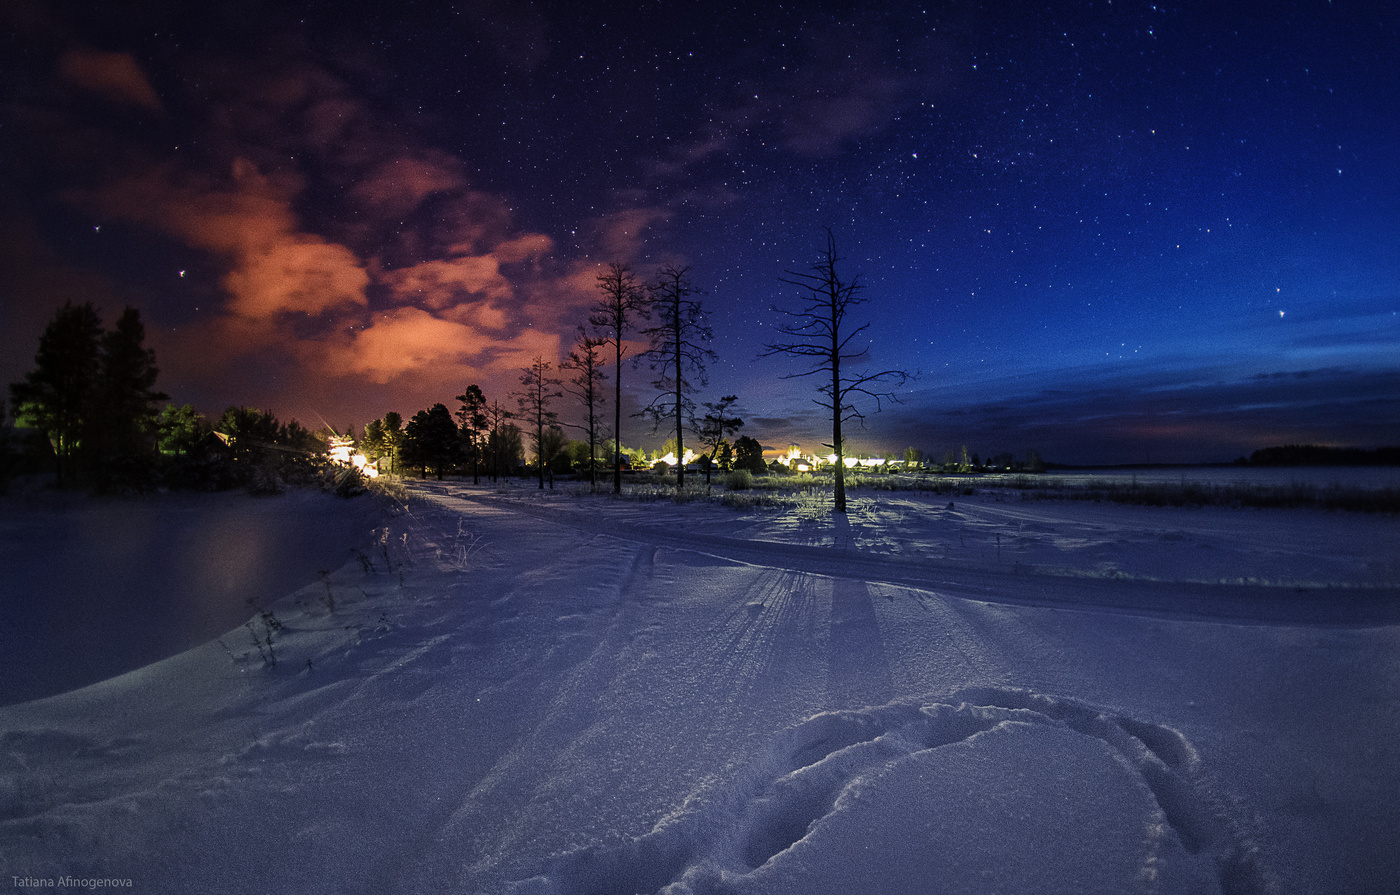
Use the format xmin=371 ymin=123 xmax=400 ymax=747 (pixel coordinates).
xmin=513 ymin=688 xmax=1266 ymax=895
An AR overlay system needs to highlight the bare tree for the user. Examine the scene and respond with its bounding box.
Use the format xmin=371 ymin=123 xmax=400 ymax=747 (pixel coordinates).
xmin=698 ymin=395 xmax=744 ymax=484
xmin=512 ymin=356 xmax=563 ymax=490
xmin=638 ymin=265 xmax=716 ymax=489
xmin=760 ymin=230 xmax=910 ymax=513
xmin=560 ymin=327 xmax=609 ymax=491
xmin=589 ymin=262 xmax=649 ymax=494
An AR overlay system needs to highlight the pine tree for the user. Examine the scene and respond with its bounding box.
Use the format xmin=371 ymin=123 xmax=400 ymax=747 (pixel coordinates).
xmin=96 ymin=307 xmax=167 ymax=486
xmin=698 ymin=395 xmax=744 ymax=484
xmin=9 ymin=302 xmax=104 ymax=488
xmin=455 ymin=384 xmax=489 ymax=484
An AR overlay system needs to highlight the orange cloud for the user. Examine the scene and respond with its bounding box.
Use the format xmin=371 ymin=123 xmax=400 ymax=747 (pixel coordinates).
xmin=316 ymin=306 xmax=560 ymax=388
xmin=225 ymin=239 xmax=369 ymax=319
xmin=59 ymin=47 xmax=162 ymax=111
xmin=83 ymin=158 xmax=368 ymax=321
xmin=381 ymin=255 xmax=512 ymax=310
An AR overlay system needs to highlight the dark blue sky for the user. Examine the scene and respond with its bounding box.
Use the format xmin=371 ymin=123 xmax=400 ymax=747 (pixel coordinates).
xmin=3 ymin=0 xmax=1396 ymax=463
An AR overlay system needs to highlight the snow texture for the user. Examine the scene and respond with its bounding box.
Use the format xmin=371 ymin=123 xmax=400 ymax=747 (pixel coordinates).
xmin=2 ymin=478 xmax=1398 ymax=894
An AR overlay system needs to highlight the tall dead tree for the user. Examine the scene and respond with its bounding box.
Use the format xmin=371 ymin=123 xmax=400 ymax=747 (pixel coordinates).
xmin=760 ymin=230 xmax=909 ymax=513
xmin=560 ymin=327 xmax=609 ymax=491
xmin=511 ymin=356 xmax=562 ymax=490
xmin=589 ymin=263 xmax=649 ymax=494
xmin=638 ymin=265 xmax=715 ymax=489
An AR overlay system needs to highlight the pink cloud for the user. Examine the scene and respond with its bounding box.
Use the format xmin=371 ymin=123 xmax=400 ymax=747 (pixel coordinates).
xmin=59 ymin=47 xmax=162 ymax=111
xmin=381 ymin=255 xmax=512 ymax=310
xmin=225 ymin=239 xmax=369 ymax=319
xmin=350 ymin=152 xmax=467 ymax=218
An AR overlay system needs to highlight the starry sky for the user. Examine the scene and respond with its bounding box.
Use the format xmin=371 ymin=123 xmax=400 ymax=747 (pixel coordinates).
xmin=3 ymin=0 xmax=1397 ymax=465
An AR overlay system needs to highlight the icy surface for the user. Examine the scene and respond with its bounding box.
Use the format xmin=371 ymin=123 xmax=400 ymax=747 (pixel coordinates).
xmin=2 ymin=481 xmax=1398 ymax=894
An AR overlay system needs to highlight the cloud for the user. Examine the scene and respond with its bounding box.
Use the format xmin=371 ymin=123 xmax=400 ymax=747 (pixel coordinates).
xmin=58 ymin=47 xmax=162 ymax=111
xmin=29 ymin=39 xmax=651 ymax=428
xmin=225 ymin=239 xmax=368 ymax=319
xmin=317 ymin=307 xmax=560 ymax=387
xmin=82 ymin=158 xmax=369 ymax=321
xmin=590 ymin=207 xmax=673 ymax=261
xmin=349 ymin=152 xmax=468 ymax=219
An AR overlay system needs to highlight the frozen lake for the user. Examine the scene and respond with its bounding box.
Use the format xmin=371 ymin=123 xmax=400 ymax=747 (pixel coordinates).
xmin=994 ymin=464 xmax=1400 ymax=490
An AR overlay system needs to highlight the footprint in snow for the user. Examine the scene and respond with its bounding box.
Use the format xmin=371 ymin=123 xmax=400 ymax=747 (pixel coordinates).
xmin=511 ymin=687 xmax=1269 ymax=895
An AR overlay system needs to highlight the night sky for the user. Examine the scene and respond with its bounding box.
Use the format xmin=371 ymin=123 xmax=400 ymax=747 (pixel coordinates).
xmin=3 ymin=0 xmax=1397 ymax=464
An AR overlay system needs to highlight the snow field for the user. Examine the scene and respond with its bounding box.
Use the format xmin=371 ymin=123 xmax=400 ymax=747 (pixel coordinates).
xmin=2 ymin=480 xmax=1397 ymax=894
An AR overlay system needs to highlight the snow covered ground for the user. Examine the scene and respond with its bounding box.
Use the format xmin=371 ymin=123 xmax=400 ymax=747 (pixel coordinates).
xmin=2 ymin=479 xmax=1398 ymax=894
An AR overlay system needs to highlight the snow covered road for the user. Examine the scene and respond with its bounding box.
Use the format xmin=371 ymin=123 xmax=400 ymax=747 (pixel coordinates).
xmin=2 ymin=482 xmax=1397 ymax=894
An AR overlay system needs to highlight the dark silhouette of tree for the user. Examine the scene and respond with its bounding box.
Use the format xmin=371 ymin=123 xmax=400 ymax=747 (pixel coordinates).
xmin=10 ymin=302 xmax=104 ymax=488
xmin=512 ymin=356 xmax=563 ymax=490
xmin=404 ymin=403 xmax=460 ymax=479
xmin=537 ymin=425 xmax=568 ymax=489
xmin=638 ymin=265 xmax=715 ymax=489
xmin=733 ymin=435 xmax=766 ymax=474
xmin=560 ymin=328 xmax=609 ymax=491
xmin=484 ymin=401 xmax=512 ymax=480
xmin=698 ymin=395 xmax=744 ymax=484
xmin=455 ymin=384 xmax=489 ymax=484
xmin=487 ymin=421 xmax=523 ymax=477
xmin=760 ymin=230 xmax=909 ymax=513
xmin=590 ymin=262 xmax=649 ymax=494
xmin=94 ymin=307 xmax=167 ymax=487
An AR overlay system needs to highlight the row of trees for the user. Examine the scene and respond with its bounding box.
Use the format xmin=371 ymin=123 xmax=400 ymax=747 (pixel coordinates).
xmin=9 ymin=233 xmax=913 ymax=512
xmin=480 ymin=231 xmax=907 ymax=511
xmin=5 ymin=302 xmax=364 ymax=494
xmin=9 ymin=302 xmax=165 ymax=490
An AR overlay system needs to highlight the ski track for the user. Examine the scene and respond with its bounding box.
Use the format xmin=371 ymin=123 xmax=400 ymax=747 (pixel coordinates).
xmin=416 ymin=484 xmax=1400 ymax=627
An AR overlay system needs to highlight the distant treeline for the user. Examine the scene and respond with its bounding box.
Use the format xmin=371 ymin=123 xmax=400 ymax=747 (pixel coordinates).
xmin=1245 ymin=445 xmax=1400 ymax=467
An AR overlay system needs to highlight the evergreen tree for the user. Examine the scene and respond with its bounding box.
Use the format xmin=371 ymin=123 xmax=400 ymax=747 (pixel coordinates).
xmin=698 ymin=395 xmax=744 ymax=484
xmin=404 ymin=404 xmax=459 ymax=479
xmin=454 ymin=384 xmax=489 ymax=484
xmin=734 ymin=435 xmax=766 ymax=475
xmin=9 ymin=302 xmax=104 ymax=487
xmin=380 ymin=412 xmax=404 ymax=476
xmin=158 ymin=404 xmax=210 ymax=457
xmin=95 ymin=307 xmax=167 ymax=483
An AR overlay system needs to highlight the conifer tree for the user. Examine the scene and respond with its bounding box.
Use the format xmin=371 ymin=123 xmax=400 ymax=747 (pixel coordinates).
xmin=10 ymin=302 xmax=104 ymax=488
